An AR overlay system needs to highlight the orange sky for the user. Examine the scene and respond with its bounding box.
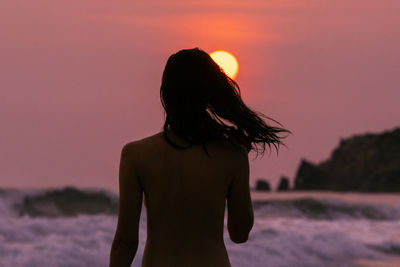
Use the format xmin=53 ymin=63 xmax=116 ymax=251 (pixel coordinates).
xmin=1 ymin=0 xmax=399 ymax=191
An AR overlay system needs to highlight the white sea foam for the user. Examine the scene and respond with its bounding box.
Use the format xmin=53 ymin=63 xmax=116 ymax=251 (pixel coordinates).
xmin=1 ymin=188 xmax=400 ymax=267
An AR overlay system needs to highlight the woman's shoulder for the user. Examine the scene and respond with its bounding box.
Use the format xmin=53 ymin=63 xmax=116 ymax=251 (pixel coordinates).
xmin=121 ymin=133 xmax=163 ymax=157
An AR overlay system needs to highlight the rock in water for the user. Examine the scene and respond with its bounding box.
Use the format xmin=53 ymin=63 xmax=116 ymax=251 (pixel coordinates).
xmin=293 ymin=127 xmax=400 ymax=192
xmin=277 ymin=176 xmax=290 ymax=191
xmin=19 ymin=186 xmax=118 ymax=217
xmin=255 ymin=179 xmax=271 ymax=191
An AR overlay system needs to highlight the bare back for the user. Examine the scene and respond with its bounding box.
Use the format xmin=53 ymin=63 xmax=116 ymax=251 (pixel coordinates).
xmin=132 ymin=128 xmax=252 ymax=267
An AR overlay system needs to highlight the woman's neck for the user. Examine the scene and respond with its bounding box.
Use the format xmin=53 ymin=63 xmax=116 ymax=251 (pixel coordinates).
xmin=165 ymin=126 xmax=193 ymax=147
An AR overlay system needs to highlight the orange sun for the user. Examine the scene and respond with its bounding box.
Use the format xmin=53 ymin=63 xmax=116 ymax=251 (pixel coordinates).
xmin=210 ymin=50 xmax=239 ymax=79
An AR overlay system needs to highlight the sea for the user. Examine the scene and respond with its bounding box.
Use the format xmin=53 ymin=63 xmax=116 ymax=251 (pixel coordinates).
xmin=1 ymin=187 xmax=400 ymax=267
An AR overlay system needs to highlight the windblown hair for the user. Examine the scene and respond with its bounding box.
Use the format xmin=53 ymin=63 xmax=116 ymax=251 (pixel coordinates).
xmin=160 ymin=48 xmax=291 ymax=158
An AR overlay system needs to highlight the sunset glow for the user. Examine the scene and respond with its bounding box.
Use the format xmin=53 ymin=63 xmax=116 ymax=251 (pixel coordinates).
xmin=2 ymin=0 xmax=399 ymax=195
xmin=210 ymin=50 xmax=239 ymax=79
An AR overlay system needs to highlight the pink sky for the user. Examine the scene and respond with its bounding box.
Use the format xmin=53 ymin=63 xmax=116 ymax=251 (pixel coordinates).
xmin=1 ymin=0 xmax=399 ymax=192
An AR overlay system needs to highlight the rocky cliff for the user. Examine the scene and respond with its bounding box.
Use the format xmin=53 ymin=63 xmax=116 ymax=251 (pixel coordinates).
xmin=294 ymin=127 xmax=400 ymax=192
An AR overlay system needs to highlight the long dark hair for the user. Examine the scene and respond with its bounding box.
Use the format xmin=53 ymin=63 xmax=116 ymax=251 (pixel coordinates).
xmin=160 ymin=48 xmax=291 ymax=159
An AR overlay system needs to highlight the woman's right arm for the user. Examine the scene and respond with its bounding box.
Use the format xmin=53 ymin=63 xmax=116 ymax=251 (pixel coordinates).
xmin=226 ymin=150 xmax=254 ymax=243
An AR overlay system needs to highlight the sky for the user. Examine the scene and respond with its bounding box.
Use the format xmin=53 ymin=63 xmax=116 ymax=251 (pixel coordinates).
xmin=1 ymin=0 xmax=399 ymax=192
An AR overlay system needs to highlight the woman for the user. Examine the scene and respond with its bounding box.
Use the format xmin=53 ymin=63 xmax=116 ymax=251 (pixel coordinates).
xmin=109 ymin=48 xmax=290 ymax=267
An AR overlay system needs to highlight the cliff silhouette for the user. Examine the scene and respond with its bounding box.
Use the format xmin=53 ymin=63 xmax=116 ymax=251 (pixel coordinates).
xmin=294 ymin=127 xmax=400 ymax=192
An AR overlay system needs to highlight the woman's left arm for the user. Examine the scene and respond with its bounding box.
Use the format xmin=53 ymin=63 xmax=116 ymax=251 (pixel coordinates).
xmin=110 ymin=143 xmax=143 ymax=267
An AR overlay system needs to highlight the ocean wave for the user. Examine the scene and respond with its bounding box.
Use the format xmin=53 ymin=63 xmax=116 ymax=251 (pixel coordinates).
xmin=0 ymin=214 xmax=393 ymax=267
xmin=1 ymin=188 xmax=400 ymax=266
xmin=0 ymin=187 xmax=117 ymax=218
xmin=367 ymin=241 xmax=400 ymax=255
xmin=2 ymin=187 xmax=400 ymax=221
xmin=253 ymin=198 xmax=400 ymax=220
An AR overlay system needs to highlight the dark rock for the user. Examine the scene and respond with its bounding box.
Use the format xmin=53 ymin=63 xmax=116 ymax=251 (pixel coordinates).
xmin=255 ymin=179 xmax=271 ymax=191
xmin=19 ymin=186 xmax=118 ymax=217
xmin=294 ymin=160 xmax=328 ymax=190
xmin=293 ymin=127 xmax=400 ymax=192
xmin=277 ymin=176 xmax=290 ymax=191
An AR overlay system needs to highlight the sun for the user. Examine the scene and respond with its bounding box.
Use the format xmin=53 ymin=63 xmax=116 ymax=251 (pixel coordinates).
xmin=210 ymin=50 xmax=239 ymax=79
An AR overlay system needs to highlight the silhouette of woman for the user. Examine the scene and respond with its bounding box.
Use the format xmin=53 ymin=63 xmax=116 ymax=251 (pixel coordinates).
xmin=109 ymin=48 xmax=290 ymax=267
